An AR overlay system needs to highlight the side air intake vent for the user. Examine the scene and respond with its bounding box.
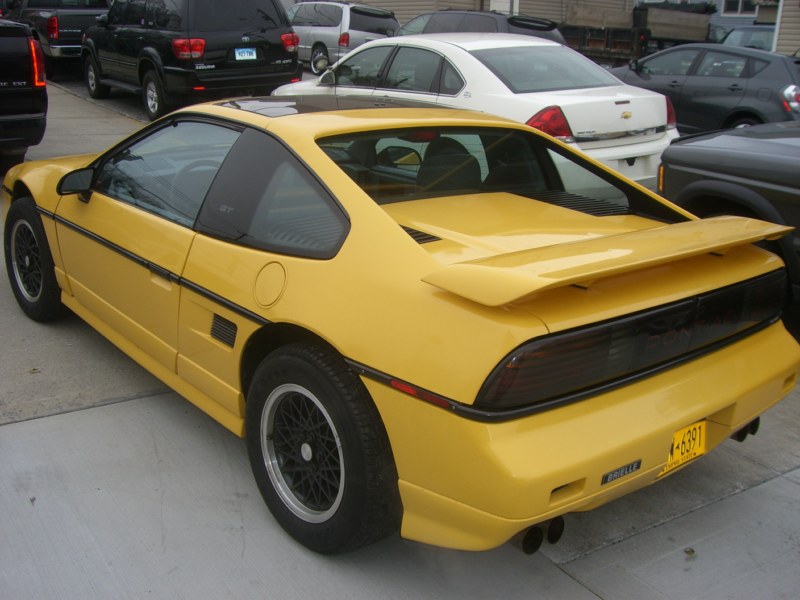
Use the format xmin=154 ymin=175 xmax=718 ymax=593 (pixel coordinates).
xmin=211 ymin=314 xmax=238 ymax=347
xmin=402 ymin=226 xmax=441 ymax=244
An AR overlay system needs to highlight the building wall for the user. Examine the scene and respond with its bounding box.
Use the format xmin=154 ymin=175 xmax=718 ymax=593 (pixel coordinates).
xmin=776 ymin=2 xmax=800 ymax=55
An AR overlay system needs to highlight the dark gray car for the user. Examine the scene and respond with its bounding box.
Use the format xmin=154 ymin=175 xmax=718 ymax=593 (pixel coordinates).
xmin=658 ymin=121 xmax=800 ymax=298
xmin=611 ymin=43 xmax=800 ymax=133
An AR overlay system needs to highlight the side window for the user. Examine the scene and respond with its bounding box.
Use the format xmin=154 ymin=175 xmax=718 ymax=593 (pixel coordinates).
xmin=147 ymin=0 xmax=181 ymax=30
xmin=124 ymin=0 xmax=146 ymax=25
xmin=197 ymin=129 xmax=349 ymax=259
xmin=547 ymin=148 xmax=629 ymax=209
xmin=460 ymin=14 xmax=497 ymax=32
xmin=642 ymin=49 xmax=700 ymax=76
xmin=316 ymin=4 xmax=342 ymax=27
xmin=399 ymin=14 xmax=429 ymax=35
xmin=94 ymin=121 xmax=240 ymax=227
xmin=440 ymin=60 xmax=465 ymax=95
xmin=334 ymin=46 xmax=392 ymax=88
xmin=383 ymin=47 xmax=441 ymax=92
xmin=695 ymin=50 xmax=747 ymax=78
xmin=107 ymin=0 xmax=129 ymax=25
xmin=425 ymin=13 xmax=461 ymax=34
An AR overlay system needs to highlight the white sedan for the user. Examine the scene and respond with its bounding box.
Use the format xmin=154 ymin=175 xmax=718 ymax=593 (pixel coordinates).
xmin=274 ymin=33 xmax=678 ymax=189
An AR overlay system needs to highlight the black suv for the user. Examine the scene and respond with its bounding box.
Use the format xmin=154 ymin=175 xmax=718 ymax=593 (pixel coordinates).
xmin=397 ymin=10 xmax=565 ymax=44
xmin=0 ymin=18 xmax=47 ymax=170
xmin=81 ymin=0 xmax=301 ymax=120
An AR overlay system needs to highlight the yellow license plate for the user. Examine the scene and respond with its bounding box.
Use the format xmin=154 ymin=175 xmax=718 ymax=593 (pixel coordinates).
xmin=658 ymin=420 xmax=707 ymax=477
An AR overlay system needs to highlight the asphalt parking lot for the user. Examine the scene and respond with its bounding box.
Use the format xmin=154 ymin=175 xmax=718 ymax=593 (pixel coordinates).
xmin=1 ymin=81 xmax=800 ymax=600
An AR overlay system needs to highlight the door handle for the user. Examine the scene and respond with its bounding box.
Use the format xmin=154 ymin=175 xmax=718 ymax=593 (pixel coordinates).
xmin=728 ymin=84 xmax=744 ymax=92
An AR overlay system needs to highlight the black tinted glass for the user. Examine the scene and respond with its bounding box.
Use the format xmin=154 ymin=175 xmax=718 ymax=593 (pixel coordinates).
xmin=349 ymin=7 xmax=398 ymax=35
xmin=193 ymin=0 xmax=285 ymax=31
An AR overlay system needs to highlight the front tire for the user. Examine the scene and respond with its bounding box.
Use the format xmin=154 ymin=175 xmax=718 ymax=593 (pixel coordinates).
xmin=142 ymin=70 xmax=169 ymax=120
xmin=84 ymin=55 xmax=110 ymax=99
xmin=3 ymin=198 xmax=67 ymax=322
xmin=245 ymin=343 xmax=401 ymax=554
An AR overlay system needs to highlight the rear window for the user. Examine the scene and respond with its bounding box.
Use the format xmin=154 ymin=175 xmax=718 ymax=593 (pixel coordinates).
xmin=193 ymin=0 xmax=286 ymax=32
xmin=472 ymin=46 xmax=619 ymax=93
xmin=349 ymin=6 xmax=398 ymax=36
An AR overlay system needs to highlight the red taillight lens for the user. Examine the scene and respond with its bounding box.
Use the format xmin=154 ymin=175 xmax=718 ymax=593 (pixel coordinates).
xmin=666 ymin=97 xmax=677 ymax=129
xmin=46 ymin=15 xmax=59 ymax=40
xmin=781 ymin=84 xmax=800 ymax=113
xmin=526 ymin=106 xmax=574 ymax=142
xmin=338 ymin=32 xmax=350 ymax=48
xmin=29 ymin=38 xmax=46 ymax=87
xmin=281 ymin=32 xmax=299 ymax=53
xmin=171 ymin=38 xmax=205 ymax=60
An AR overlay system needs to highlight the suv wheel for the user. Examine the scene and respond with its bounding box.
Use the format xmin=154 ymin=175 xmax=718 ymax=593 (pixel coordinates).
xmin=142 ymin=70 xmax=169 ymax=120
xmin=310 ymin=45 xmax=329 ymax=75
xmin=84 ymin=55 xmax=110 ymax=99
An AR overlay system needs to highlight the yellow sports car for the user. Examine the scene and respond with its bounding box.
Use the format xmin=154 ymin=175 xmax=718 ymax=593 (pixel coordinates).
xmin=3 ymin=96 xmax=799 ymax=555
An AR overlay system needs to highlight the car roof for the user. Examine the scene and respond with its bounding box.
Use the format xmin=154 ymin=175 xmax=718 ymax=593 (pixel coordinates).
xmin=189 ymin=94 xmax=522 ymax=132
xmin=367 ymin=32 xmax=560 ymax=50
xmin=652 ymin=42 xmax=783 ymax=58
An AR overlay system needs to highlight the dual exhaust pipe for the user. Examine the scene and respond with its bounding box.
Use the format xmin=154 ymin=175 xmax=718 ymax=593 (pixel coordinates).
xmin=511 ymin=417 xmax=760 ymax=555
xmin=511 ymin=516 xmax=565 ymax=555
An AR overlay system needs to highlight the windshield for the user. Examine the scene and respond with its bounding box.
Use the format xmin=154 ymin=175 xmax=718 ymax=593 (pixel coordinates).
xmin=472 ymin=46 xmax=620 ymax=93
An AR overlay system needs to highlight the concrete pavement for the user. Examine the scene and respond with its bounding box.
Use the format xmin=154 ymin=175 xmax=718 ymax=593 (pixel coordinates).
xmin=1 ymin=83 xmax=799 ymax=599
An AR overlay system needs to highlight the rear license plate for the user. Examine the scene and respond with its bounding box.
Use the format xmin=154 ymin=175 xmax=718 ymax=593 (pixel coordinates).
xmin=235 ymin=47 xmax=257 ymax=61
xmin=658 ymin=420 xmax=707 ymax=477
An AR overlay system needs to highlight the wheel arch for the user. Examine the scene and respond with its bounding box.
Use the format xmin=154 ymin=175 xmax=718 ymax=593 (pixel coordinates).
xmin=721 ymin=109 xmax=764 ymax=129
xmin=674 ymin=180 xmax=800 ymax=290
xmin=240 ymin=322 xmax=344 ymax=399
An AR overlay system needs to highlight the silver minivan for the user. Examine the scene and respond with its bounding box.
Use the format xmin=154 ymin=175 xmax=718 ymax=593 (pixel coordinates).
xmin=287 ymin=1 xmax=398 ymax=74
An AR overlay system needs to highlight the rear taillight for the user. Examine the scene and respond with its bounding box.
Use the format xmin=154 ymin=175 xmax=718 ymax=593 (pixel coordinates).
xmin=526 ymin=106 xmax=574 ymax=143
xmin=29 ymin=38 xmax=46 ymax=87
xmin=171 ymin=38 xmax=205 ymax=60
xmin=338 ymin=32 xmax=350 ymax=48
xmin=281 ymin=32 xmax=299 ymax=53
xmin=666 ymin=97 xmax=676 ymax=129
xmin=46 ymin=15 xmax=58 ymax=40
xmin=781 ymin=84 xmax=800 ymax=113
xmin=476 ymin=270 xmax=785 ymax=412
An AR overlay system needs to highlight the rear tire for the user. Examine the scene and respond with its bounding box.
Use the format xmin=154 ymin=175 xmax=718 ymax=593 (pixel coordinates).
xmin=3 ymin=197 xmax=67 ymax=322
xmin=310 ymin=45 xmax=329 ymax=75
xmin=245 ymin=343 xmax=401 ymax=553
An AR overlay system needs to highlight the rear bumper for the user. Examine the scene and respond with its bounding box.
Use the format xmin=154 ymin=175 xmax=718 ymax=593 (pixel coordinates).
xmin=576 ymin=128 xmax=679 ymax=189
xmin=0 ymin=112 xmax=47 ymax=155
xmin=366 ymin=321 xmax=800 ymax=551
xmin=47 ymin=44 xmax=82 ymax=59
xmin=162 ymin=63 xmax=303 ymax=97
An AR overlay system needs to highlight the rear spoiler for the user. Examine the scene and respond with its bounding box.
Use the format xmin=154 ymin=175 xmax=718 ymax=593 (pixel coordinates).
xmin=422 ymin=216 xmax=793 ymax=307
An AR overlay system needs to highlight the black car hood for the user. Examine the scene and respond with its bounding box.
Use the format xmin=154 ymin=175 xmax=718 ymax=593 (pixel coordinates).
xmin=674 ymin=121 xmax=800 ymax=155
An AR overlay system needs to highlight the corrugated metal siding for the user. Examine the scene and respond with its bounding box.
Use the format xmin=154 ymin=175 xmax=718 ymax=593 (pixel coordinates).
xmin=776 ymin=4 xmax=800 ymax=56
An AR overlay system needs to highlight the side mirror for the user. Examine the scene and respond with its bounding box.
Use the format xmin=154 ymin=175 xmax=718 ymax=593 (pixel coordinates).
xmin=96 ymin=13 xmax=108 ymax=26
xmin=628 ymin=58 xmax=640 ymax=72
xmin=320 ymin=70 xmax=335 ymax=86
xmin=57 ymin=167 xmax=94 ymax=202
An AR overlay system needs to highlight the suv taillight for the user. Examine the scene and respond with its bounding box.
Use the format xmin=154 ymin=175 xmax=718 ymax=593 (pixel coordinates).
xmin=338 ymin=32 xmax=350 ymax=48
xmin=781 ymin=84 xmax=800 ymax=113
xmin=46 ymin=15 xmax=59 ymax=40
xmin=526 ymin=106 xmax=574 ymax=143
xmin=666 ymin=97 xmax=676 ymax=129
xmin=281 ymin=32 xmax=299 ymax=53
xmin=171 ymin=38 xmax=205 ymax=60
xmin=29 ymin=38 xmax=46 ymax=87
